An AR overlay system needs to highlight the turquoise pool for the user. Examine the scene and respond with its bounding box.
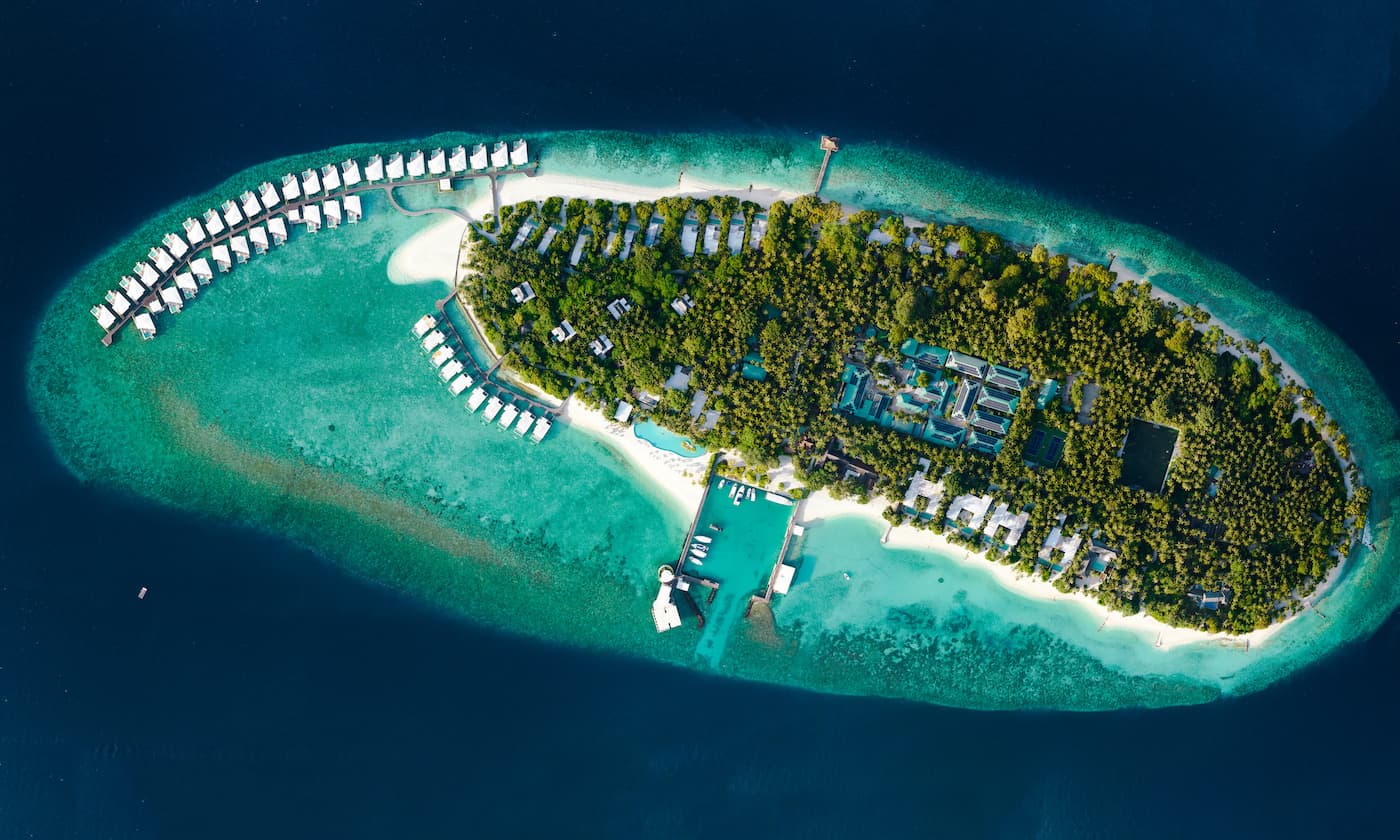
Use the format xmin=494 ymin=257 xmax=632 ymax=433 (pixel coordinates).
xmin=633 ymin=419 xmax=706 ymax=458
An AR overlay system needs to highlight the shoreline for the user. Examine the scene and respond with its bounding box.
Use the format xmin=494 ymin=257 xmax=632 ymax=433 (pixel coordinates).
xmin=463 ymin=171 xmax=804 ymax=221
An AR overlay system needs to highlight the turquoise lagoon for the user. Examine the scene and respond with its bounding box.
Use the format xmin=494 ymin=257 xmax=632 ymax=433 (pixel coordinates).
xmin=25 ymin=130 xmax=1400 ymax=710
xmin=633 ymin=419 xmax=706 ymax=458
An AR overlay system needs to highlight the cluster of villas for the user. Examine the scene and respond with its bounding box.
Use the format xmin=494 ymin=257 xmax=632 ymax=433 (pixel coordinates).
xmin=90 ymin=139 xmax=530 ymax=343
xmin=412 ymin=314 xmax=552 ymax=442
xmin=838 ymin=338 xmax=1038 ymax=457
xmin=507 ymin=206 xmax=771 ymax=271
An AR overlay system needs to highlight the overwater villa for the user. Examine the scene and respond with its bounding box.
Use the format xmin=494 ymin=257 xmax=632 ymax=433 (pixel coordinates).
xmin=482 ymin=395 xmax=504 ymax=421
xmin=490 ymin=141 xmax=508 ymax=168
xmin=135 ymin=261 xmax=160 ymax=289
xmin=159 ymin=286 xmax=183 ymax=314
xmin=320 ymin=162 xmax=342 ymax=192
xmin=421 ymin=329 xmax=446 ymax=352
xmin=340 ymin=158 xmax=362 ymax=186
xmin=90 ymin=304 xmax=116 ymax=329
xmin=498 ymin=403 xmax=520 ymax=429
xmin=104 ymin=289 xmax=132 ymax=316
xmin=324 ymin=199 xmax=342 ymax=229
xmin=189 ymin=258 xmax=213 ymax=284
xmin=119 ymin=275 xmax=145 ymax=303
xmin=344 ymin=194 xmax=363 ymax=223
xmin=303 ymin=203 xmax=322 ymax=233
xmin=550 ymin=320 xmax=577 ymax=343
xmin=301 ymin=168 xmax=323 ymax=196
xmin=386 ymin=152 xmax=405 ymax=180
xmin=230 ymin=235 xmax=250 ymax=263
xmin=427 ymin=147 xmax=446 ymax=175
xmin=239 ymin=190 xmax=262 ymax=219
xmin=182 ymin=218 xmax=206 ymax=246
xmin=530 ymin=416 xmax=551 ymax=442
xmin=510 ymin=138 xmax=528 ymax=166
xmin=466 ymin=387 xmax=488 ymax=412
xmin=365 ymin=153 xmax=385 ymax=182
xmin=429 ymin=345 xmax=454 ymax=368
xmin=448 ymin=373 xmax=473 ymax=395
xmin=281 ymin=173 xmax=302 ymax=201
xmin=412 ymin=314 xmax=437 ymax=338
xmin=407 ymin=149 xmax=426 ymax=178
xmin=448 ymin=145 xmax=468 ymax=173
xmin=211 ymin=244 xmax=232 ymax=272
xmin=175 ymin=271 xmax=198 ymax=299
xmin=202 ymin=208 xmax=225 ymax=237
xmin=267 ymin=216 xmax=288 ymax=246
xmin=514 ymin=411 xmax=535 ymax=436
xmin=221 ymin=199 xmax=244 ymax=229
xmin=258 ymin=181 xmax=281 ymax=209
xmin=470 ymin=143 xmax=489 ymax=170
xmin=133 ymin=312 xmax=157 ymax=340
xmin=439 ymin=359 xmax=464 ymax=383
xmin=149 ymin=245 xmax=175 ymax=273
xmin=248 ymin=226 xmax=269 ymax=255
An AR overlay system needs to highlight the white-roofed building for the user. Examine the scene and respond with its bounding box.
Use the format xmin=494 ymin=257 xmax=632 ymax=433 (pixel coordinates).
xmin=133 ymin=312 xmax=157 ymax=340
xmin=221 ymin=199 xmax=244 ymax=228
xmin=412 ymin=314 xmax=437 ymax=337
xmin=550 ymin=320 xmax=577 ymax=342
xmin=772 ymin=563 xmax=797 ymax=595
xmin=267 ymin=216 xmax=288 ymax=245
xmin=189 ymin=258 xmax=214 ymax=283
xmin=490 ymin=141 xmax=508 ymax=168
xmin=590 ymin=335 xmax=614 ymax=358
xmin=946 ymin=493 xmax=993 ymax=531
xmin=1037 ymin=521 xmax=1083 ymax=575
xmin=120 ymin=275 xmax=145 ymax=302
xmin=439 ymin=359 xmax=464 ymax=382
xmin=248 ymin=225 xmax=269 ymax=254
xmin=437 ymin=177 xmax=453 ymax=192
xmin=470 ymin=143 xmax=489 ymax=170
xmin=148 ymin=245 xmax=175 ymax=272
xmin=498 ymin=403 xmax=520 ymax=429
xmin=202 ymin=208 xmax=225 ymax=236
xmin=240 ymin=191 xmax=262 ymax=219
xmin=182 ymin=218 xmax=206 ymax=245
xmin=407 ymin=149 xmax=426 ymax=178
xmin=160 ymin=285 xmax=184 ymax=313
xmin=303 ymin=203 xmax=322 ymax=232
xmin=105 ymin=289 xmax=132 ymax=315
xmin=230 ymin=235 xmax=250 ymax=263
xmin=212 ymin=244 xmax=232 ymax=272
xmin=286 ymin=206 xmax=302 ymax=223
xmin=364 ymin=154 xmax=384 ymax=182
xmin=531 ymin=416 xmax=551 ymax=442
xmin=429 ymin=345 xmax=454 ymax=367
xmin=91 ymin=303 xmax=117 ymax=329
xmin=427 ymin=147 xmax=446 ymax=175
xmin=297 ymin=167 xmax=319 ymax=196
xmin=510 ymin=138 xmax=528 ymax=166
xmin=606 ymin=297 xmax=631 ymax=320
xmin=323 ymin=199 xmax=342 ymax=228
xmin=386 ymin=152 xmax=405 ymax=180
xmin=448 ymin=373 xmax=473 ymax=395
xmin=421 ymin=330 xmax=446 ymax=352
xmin=344 ymin=194 xmax=363 ymax=223
xmin=514 ymin=412 xmax=535 ymax=436
xmin=258 ymin=181 xmax=281 ymax=209
xmin=320 ymin=163 xmax=341 ymax=192
xmin=670 ymin=293 xmax=695 ymax=316
xmin=448 ymin=145 xmax=467 ymax=172
xmin=341 ymin=158 xmax=362 ymax=186
xmin=570 ymin=231 xmax=589 ymax=266
xmin=510 ymin=281 xmax=535 ymax=304
xmin=281 ymin=173 xmax=301 ymax=201
xmin=163 ymin=232 xmax=189 ymax=259
xmin=134 ymin=261 xmax=160 ymax=288
xmin=982 ymin=503 xmax=1029 ymax=546
xmin=613 ymin=400 xmax=633 ymax=422
xmin=175 ymin=271 xmax=199 ymax=299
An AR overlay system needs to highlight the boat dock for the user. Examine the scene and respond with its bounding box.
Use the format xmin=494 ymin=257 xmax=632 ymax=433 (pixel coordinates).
xmin=752 ymin=497 xmax=806 ymax=608
xmin=95 ymin=142 xmax=539 ymax=346
xmin=431 ymin=292 xmax=562 ymax=420
xmin=814 ymin=135 xmax=840 ymax=195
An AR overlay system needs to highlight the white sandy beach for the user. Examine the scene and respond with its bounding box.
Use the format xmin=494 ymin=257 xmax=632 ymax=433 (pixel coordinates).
xmin=558 ymin=396 xmax=707 ymax=515
xmin=464 ymin=171 xmax=803 ymax=222
xmin=387 ymin=216 xmax=467 ymax=286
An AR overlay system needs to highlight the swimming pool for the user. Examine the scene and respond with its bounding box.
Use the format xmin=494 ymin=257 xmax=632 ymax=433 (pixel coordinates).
xmin=633 ymin=419 xmax=706 ymax=458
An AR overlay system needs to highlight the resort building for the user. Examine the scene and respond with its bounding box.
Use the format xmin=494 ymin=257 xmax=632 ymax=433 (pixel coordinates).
xmin=644 ymin=216 xmax=662 ymax=247
xmin=175 ymin=271 xmax=199 ymax=299
xmin=421 ymin=330 xmax=446 ymax=352
xmin=466 ymin=387 xmax=488 ymax=412
xmin=986 ymin=364 xmax=1030 ymax=392
xmin=498 ymin=403 xmax=520 ymax=429
xmin=320 ymin=163 xmax=342 ymax=192
xmin=149 ymin=245 xmax=175 ymax=272
xmin=510 ymin=138 xmax=528 ymax=166
xmin=133 ymin=312 xmax=157 ymax=340
xmin=248 ymin=225 xmax=269 ymax=255
xmin=470 ymin=144 xmax=489 ymax=170
xmin=301 ymin=167 xmax=322 ymax=196
xmin=1037 ymin=519 xmax=1083 ymax=574
xmin=969 ymin=410 xmax=1011 ymax=436
xmin=749 ymin=213 xmax=768 ymax=248
xmin=386 ymin=152 xmax=405 ymax=180
xmin=977 ymin=387 xmax=1019 ymax=415
xmin=221 ymin=199 xmax=244 ymax=229
xmin=264 ymin=217 xmax=287 ymax=246
xmin=680 ymin=219 xmax=698 ymax=256
xmin=365 ymin=154 xmax=385 ymax=182
xmin=439 ymin=359 xmax=464 ymax=383
xmin=281 ymin=173 xmax=302 ymax=201
xmin=448 ymin=145 xmax=468 ymax=173
xmin=950 ymin=380 xmax=981 ymax=423
xmin=202 ymin=208 xmax=225 ymax=237
xmin=341 ymin=158 xmax=362 ymax=186
xmin=924 ymin=418 xmax=966 ymax=449
xmin=945 ymin=350 xmax=990 ymax=379
xmin=531 ymin=416 xmax=552 ymax=442
xmin=240 ymin=190 xmax=262 ymax=219
xmin=1035 ymin=378 xmax=1061 ymax=410
xmin=772 ymin=563 xmax=798 ymax=596
xmin=946 ymin=493 xmax=993 ymax=531
xmin=614 ymin=400 xmax=633 ymax=423
xmin=258 ymin=181 xmax=281 ymax=210
xmin=429 ymin=345 xmax=454 ymax=368
xmin=324 ymin=199 xmax=342 ymax=229
xmin=448 ymin=373 xmax=473 ymax=396
xmin=189 ymin=258 xmax=213 ymax=284
xmin=536 ymin=225 xmax=559 ymax=254
xmin=727 ymin=215 xmax=745 ymax=254
xmin=91 ymin=303 xmax=117 ymax=329
xmin=1188 ymin=585 xmax=1231 ymax=611
xmin=510 ymin=221 xmax=537 ymax=251
xmin=407 ymin=150 xmax=426 ymax=178
xmin=134 ymin=261 xmax=161 ymax=289
xmin=159 ymin=286 xmax=184 ymax=313
xmin=702 ymin=217 xmax=720 ymax=255
xmin=966 ymin=430 xmax=1004 ymax=455
xmin=1076 ymin=543 xmax=1116 ymax=589
xmin=590 ymin=335 xmax=614 ymax=358
xmin=570 ymin=231 xmax=589 ymax=267
xmin=104 ymin=289 xmax=132 ymax=316
xmin=606 ymin=297 xmax=632 ymax=320
xmin=490 ymin=141 xmax=508 ymax=168
xmin=482 ymin=396 xmax=504 ymax=421
xmin=619 ymin=224 xmax=638 ymax=260
xmin=510 ymin=281 xmax=536 ymax=304
xmin=230 ymin=235 xmax=250 ymax=263
xmin=901 ymin=462 xmax=943 ymax=518
xmin=550 ymin=320 xmax=577 ymax=343
xmin=344 ymin=194 xmax=363 ymax=223
xmin=899 ymin=338 xmax=951 ymax=370
xmin=119 ymin=275 xmax=145 ymax=303
xmin=303 ymin=203 xmax=322 ymax=233
xmin=515 ymin=412 xmax=535 ymax=436
xmin=982 ymin=503 xmax=1028 ymax=546
xmin=427 ymin=148 xmax=446 ymax=175
xmin=670 ymin=293 xmax=695 ymax=316
xmin=211 ymin=244 xmax=232 ymax=272
xmin=412 ymin=314 xmax=437 ymax=338
xmin=182 ymin=217 xmax=206 ymax=246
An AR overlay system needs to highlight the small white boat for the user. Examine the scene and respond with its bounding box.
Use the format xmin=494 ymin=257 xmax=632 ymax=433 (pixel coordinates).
xmin=718 ymin=479 xmax=727 ymax=488
xmin=137 ymin=586 xmax=148 ymax=600
xmin=689 ymin=557 xmax=704 ymax=566
xmin=693 ymin=535 xmax=712 ymax=545
xmin=747 ymin=488 xmax=756 ymax=501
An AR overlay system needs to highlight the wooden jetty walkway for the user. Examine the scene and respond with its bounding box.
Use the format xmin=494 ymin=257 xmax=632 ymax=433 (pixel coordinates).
xmin=100 ymin=161 xmax=538 ymax=346
xmin=813 ymin=135 xmax=840 ymax=195
xmin=752 ymin=496 xmax=806 ymax=609
xmin=432 ymin=291 xmax=562 ymax=418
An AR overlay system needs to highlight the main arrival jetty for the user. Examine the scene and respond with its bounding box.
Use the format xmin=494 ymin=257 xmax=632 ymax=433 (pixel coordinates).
xmin=90 ymin=139 xmax=537 ymax=346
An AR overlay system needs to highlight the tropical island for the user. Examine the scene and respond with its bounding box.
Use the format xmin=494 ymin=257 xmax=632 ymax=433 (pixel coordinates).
xmin=462 ymin=188 xmax=1370 ymax=634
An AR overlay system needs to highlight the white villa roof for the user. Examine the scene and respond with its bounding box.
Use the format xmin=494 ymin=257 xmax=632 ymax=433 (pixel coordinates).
xmin=467 ymin=388 xmax=488 ymax=411
xmin=135 ymin=262 xmax=160 ymax=287
xmin=240 ymin=191 xmax=262 ymax=218
xmin=162 ymin=233 xmax=188 ymax=259
xmin=133 ymin=312 xmax=157 ymax=336
xmin=91 ymin=304 xmax=117 ymax=329
xmin=703 ymin=221 xmax=720 ymax=254
xmin=429 ymin=345 xmax=454 ymax=367
xmin=406 ymin=150 xmax=425 ymax=177
xmin=570 ymin=232 xmax=589 ymax=266
xmin=105 ymin=289 xmax=132 ymax=315
xmin=230 ymin=236 xmax=250 ymax=257
xmin=439 ymin=359 xmax=464 ymax=382
xmin=175 ymin=271 xmax=198 ymax=293
xmin=773 ymin=564 xmax=797 ymax=595
xmin=258 ymin=182 xmax=281 ymax=209
xmin=189 ymin=258 xmax=213 ymax=280
xmin=149 ymin=246 xmax=175 ymax=272
xmin=182 ymin=218 xmax=206 ymax=244
xmin=386 ymin=152 xmax=405 ymax=179
xmin=365 ymin=154 xmax=384 ymax=182
xmin=498 ymin=403 xmax=520 ymax=428
xmin=324 ymin=199 xmax=342 ymax=224
xmin=160 ymin=286 xmax=183 ymax=309
xmin=470 ymin=144 xmax=488 ymax=170
xmin=448 ymin=373 xmax=472 ymax=395
xmin=421 ymin=330 xmax=446 ymax=351
xmin=614 ymin=400 xmax=633 ymax=422
xmin=120 ymin=275 xmax=145 ymax=300
xmin=320 ymin=163 xmax=341 ymax=192
xmin=202 ymin=209 xmax=225 ymax=235
xmin=490 ymin=141 xmax=508 ymax=168
xmin=211 ymin=244 xmax=232 ymax=267
xmin=281 ymin=173 xmax=301 ymax=201
xmin=982 ymin=503 xmax=1028 ymax=546
xmin=946 ymin=493 xmax=993 ymax=530
xmin=531 ymin=416 xmax=551 ymax=441
xmin=428 ymin=147 xmax=446 ymax=174
xmin=221 ymin=200 xmax=243 ymax=228
xmin=412 ymin=315 xmax=437 ymax=337
xmin=341 ymin=158 xmax=362 ymax=186
xmin=267 ymin=217 xmax=288 ymax=242
xmin=343 ymin=194 xmax=363 ymax=220
xmin=510 ymin=138 xmax=528 ymax=166
xmin=449 ymin=145 xmax=467 ymax=172
xmin=301 ymin=168 xmax=322 ymax=195
xmin=248 ymin=226 xmax=269 ymax=249
xmin=303 ymin=204 xmax=322 ymax=229
xmin=514 ymin=412 xmax=535 ymax=435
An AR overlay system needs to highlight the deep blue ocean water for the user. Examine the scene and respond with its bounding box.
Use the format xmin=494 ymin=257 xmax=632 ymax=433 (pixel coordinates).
xmin=2 ymin=2 xmax=1398 ymax=837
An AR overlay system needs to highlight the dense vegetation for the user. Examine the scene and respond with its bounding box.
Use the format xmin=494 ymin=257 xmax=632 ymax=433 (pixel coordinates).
xmin=460 ymin=194 xmax=1366 ymax=633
